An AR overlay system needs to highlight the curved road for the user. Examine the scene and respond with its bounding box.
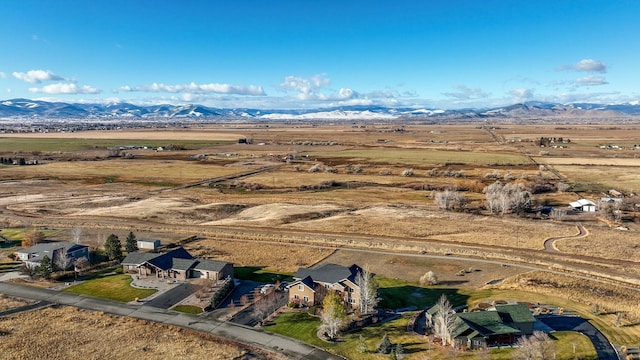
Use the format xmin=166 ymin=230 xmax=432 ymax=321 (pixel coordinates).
xmin=0 ymin=282 xmax=343 ymax=360
xmin=538 ymin=315 xmax=618 ymax=360
xmin=543 ymin=223 xmax=588 ymax=253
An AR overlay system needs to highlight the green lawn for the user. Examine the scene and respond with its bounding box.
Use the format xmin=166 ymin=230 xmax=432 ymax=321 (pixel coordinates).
xmin=63 ymin=274 xmax=156 ymax=302
xmin=0 ymin=227 xmax=64 ymax=241
xmin=172 ymin=305 xmax=203 ymax=314
xmin=234 ymin=266 xmax=294 ymax=283
xmin=377 ymin=277 xmax=469 ymax=309
xmin=266 ymin=311 xmax=599 ymax=360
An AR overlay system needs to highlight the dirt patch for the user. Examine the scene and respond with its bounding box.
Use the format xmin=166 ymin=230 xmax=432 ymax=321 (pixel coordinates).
xmin=204 ymin=203 xmax=346 ymax=226
xmin=320 ymin=249 xmax=528 ymax=289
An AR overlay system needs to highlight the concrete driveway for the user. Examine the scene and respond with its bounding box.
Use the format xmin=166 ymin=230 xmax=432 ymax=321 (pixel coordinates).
xmin=537 ymin=315 xmax=618 ymax=360
xmin=144 ymin=282 xmax=196 ymax=309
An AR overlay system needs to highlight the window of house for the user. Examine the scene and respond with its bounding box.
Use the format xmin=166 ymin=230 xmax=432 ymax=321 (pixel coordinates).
xmin=303 ymin=296 xmax=309 ymax=302
xmin=294 ymin=294 xmax=299 ymax=299
xmin=298 ymin=285 xmax=304 ymax=291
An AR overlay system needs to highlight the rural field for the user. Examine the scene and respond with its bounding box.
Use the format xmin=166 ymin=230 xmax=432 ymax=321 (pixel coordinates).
xmin=0 ymin=306 xmax=282 ymax=360
xmin=2 ymin=122 xmax=640 ymax=358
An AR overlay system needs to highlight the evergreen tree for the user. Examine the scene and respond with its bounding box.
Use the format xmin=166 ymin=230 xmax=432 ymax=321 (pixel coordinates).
xmin=38 ymin=255 xmax=53 ymax=279
xmin=125 ymin=231 xmax=138 ymax=253
xmin=395 ymin=343 xmax=405 ymax=358
xmin=377 ymin=334 xmax=392 ymax=354
xmin=357 ymin=334 xmax=368 ymax=353
xmin=104 ymin=234 xmax=123 ymax=261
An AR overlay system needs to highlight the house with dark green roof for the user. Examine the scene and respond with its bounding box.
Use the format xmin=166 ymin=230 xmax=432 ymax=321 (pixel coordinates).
xmin=429 ymin=303 xmax=535 ymax=350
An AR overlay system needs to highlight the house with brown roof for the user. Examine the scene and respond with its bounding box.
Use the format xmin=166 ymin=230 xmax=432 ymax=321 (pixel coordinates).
xmin=121 ymin=247 xmax=233 ymax=281
xmin=288 ymin=263 xmax=364 ymax=308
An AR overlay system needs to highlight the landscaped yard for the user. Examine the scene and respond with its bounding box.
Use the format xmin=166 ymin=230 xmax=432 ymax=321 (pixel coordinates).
xmin=63 ymin=274 xmax=156 ymax=302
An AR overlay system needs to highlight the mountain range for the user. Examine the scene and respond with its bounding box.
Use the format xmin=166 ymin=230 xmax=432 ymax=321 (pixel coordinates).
xmin=1 ymin=98 xmax=640 ymax=120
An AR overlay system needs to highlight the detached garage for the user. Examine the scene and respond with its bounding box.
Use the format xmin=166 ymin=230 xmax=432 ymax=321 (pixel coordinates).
xmin=569 ymin=199 xmax=596 ymax=212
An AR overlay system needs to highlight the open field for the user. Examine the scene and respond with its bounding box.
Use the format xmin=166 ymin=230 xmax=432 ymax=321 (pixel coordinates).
xmin=0 ymin=159 xmax=251 ymax=185
xmin=0 ymin=294 xmax=33 ymax=311
xmin=185 ymin=239 xmax=335 ymax=273
xmin=306 ymin=148 xmax=530 ymax=165
xmin=2 ymin=122 xmax=640 ymax=357
xmin=0 ymin=137 xmax=231 ymax=152
xmin=0 ymin=306 xmax=277 ymax=360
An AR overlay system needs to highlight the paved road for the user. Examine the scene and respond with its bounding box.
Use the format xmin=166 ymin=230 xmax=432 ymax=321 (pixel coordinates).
xmin=0 ymin=282 xmax=343 ymax=360
xmin=538 ymin=315 xmax=618 ymax=360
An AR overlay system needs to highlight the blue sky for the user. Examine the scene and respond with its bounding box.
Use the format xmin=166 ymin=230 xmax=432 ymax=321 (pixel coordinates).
xmin=1 ymin=0 xmax=638 ymax=109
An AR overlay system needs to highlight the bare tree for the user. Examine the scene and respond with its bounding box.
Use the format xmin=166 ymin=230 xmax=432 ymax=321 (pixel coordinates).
xmin=355 ymin=264 xmax=378 ymax=315
xmin=22 ymin=229 xmax=45 ymax=247
xmin=74 ymin=256 xmax=90 ymax=275
xmin=550 ymin=208 xmax=567 ymax=221
xmin=599 ymin=201 xmax=622 ymax=222
xmin=71 ymin=227 xmax=83 ymax=244
xmin=433 ymin=294 xmax=455 ymax=346
xmin=484 ymin=181 xmax=531 ymax=215
xmin=420 ymin=271 xmax=438 ymax=286
xmin=434 ymin=190 xmax=469 ymax=211
xmin=512 ymin=331 xmax=555 ymax=360
xmin=54 ymin=252 xmax=73 ymax=272
xmin=253 ymin=291 xmax=279 ymax=324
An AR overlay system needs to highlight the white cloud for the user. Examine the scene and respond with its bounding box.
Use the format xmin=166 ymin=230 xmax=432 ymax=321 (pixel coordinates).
xmin=13 ymin=70 xmax=65 ymax=84
xmin=29 ymin=83 xmax=101 ymax=94
xmin=508 ymin=88 xmax=534 ymax=99
xmin=574 ymin=76 xmax=608 ymax=87
xmin=557 ymin=59 xmax=607 ymax=73
xmin=442 ymin=85 xmax=490 ymax=100
xmin=121 ymin=82 xmax=265 ymax=96
xmin=0 ymin=72 xmax=6 ymax=79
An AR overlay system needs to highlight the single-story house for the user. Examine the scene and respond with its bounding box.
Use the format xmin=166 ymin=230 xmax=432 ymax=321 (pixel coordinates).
xmin=121 ymin=247 xmax=233 ymax=281
xmin=449 ymin=303 xmax=535 ymax=349
xmin=16 ymin=241 xmax=89 ymax=269
xmin=569 ymin=198 xmax=597 ymax=212
xmin=289 ymin=263 xmax=364 ymax=308
xmin=137 ymin=238 xmax=161 ymax=251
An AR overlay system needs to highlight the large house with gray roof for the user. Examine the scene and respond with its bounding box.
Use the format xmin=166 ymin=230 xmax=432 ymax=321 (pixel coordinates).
xmin=16 ymin=241 xmax=89 ymax=269
xmin=121 ymin=247 xmax=233 ymax=281
xmin=288 ymin=263 xmax=365 ymax=308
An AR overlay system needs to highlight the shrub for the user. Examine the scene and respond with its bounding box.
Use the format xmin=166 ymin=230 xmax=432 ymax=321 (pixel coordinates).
xmin=379 ymin=168 xmax=392 ymax=176
xmin=401 ymin=168 xmax=414 ymax=177
xmin=377 ymin=334 xmax=392 ymax=354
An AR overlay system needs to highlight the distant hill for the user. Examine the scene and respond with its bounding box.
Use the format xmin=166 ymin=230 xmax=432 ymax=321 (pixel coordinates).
xmin=1 ymin=98 xmax=639 ymax=120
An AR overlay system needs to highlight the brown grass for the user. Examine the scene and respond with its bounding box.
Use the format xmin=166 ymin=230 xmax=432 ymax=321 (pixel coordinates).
xmin=496 ymin=271 xmax=640 ymax=343
xmin=555 ymin=225 xmax=640 ymax=263
xmin=185 ymin=239 xmax=334 ymax=273
xmin=0 ymin=294 xmax=33 ymax=311
xmin=0 ymin=129 xmax=244 ymax=141
xmin=0 ymin=306 xmax=282 ymax=360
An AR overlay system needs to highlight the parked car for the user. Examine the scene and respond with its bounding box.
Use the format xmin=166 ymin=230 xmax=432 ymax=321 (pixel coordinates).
xmin=260 ymin=284 xmax=275 ymax=294
xmin=276 ymin=281 xmax=289 ymax=292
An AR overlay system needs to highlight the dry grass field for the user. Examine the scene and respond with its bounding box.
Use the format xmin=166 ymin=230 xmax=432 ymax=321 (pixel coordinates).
xmin=3 ymin=122 xmax=640 ymax=355
xmin=0 ymin=294 xmax=33 ymax=311
xmin=0 ymin=306 xmax=282 ymax=360
xmin=185 ymin=239 xmax=334 ymax=273
xmin=555 ymin=225 xmax=640 ymax=262
xmin=496 ymin=271 xmax=640 ymax=342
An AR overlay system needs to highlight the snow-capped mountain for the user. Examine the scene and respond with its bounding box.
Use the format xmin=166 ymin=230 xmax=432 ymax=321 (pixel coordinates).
xmin=1 ymin=98 xmax=639 ymax=120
